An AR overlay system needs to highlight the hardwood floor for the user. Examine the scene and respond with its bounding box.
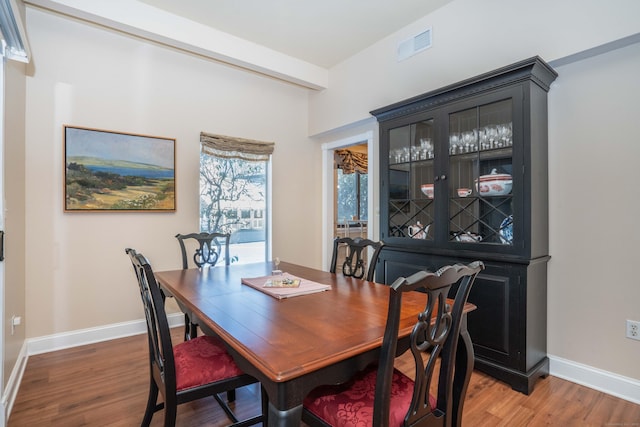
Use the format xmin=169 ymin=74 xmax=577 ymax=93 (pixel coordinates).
xmin=9 ymin=328 xmax=640 ymax=426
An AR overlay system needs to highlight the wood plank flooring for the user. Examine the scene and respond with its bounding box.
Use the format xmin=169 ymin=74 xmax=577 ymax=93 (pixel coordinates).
xmin=9 ymin=328 xmax=640 ymax=426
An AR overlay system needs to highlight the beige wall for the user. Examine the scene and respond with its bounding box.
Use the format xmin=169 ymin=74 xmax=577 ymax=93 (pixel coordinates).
xmin=547 ymin=43 xmax=640 ymax=380
xmin=307 ymin=0 xmax=640 ymax=383
xmin=23 ymin=7 xmax=321 ymax=338
xmin=3 ymin=57 xmax=27 ymax=388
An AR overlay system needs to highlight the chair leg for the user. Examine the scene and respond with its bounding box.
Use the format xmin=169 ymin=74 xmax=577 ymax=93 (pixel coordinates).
xmin=183 ymin=313 xmax=190 ymax=341
xmin=142 ymin=380 xmax=159 ymax=427
xmin=183 ymin=313 xmax=199 ymax=341
xmin=189 ymin=321 xmax=198 ymax=339
xmin=261 ymin=386 xmax=269 ymax=424
xmin=163 ymin=403 xmax=177 ymax=427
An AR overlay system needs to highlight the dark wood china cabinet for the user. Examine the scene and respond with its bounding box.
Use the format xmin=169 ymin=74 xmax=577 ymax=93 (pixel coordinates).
xmin=371 ymin=57 xmax=557 ymax=394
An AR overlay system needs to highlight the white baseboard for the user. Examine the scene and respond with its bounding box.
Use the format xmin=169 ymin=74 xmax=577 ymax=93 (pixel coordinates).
xmin=27 ymin=312 xmax=184 ymax=355
xmin=2 ymin=340 xmax=28 ymax=426
xmin=549 ymin=354 xmax=640 ymax=405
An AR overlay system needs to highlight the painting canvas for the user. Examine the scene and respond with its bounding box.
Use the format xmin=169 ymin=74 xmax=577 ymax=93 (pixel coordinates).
xmin=64 ymin=126 xmax=176 ymax=212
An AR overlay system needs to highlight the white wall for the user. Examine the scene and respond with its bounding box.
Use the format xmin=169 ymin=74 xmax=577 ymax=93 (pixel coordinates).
xmin=308 ymin=0 xmax=640 ymax=386
xmin=24 ymin=7 xmax=321 ymax=338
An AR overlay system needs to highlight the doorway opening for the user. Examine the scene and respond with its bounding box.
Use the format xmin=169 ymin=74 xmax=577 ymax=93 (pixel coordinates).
xmin=334 ymin=144 xmax=368 ymax=240
xmin=321 ymin=131 xmax=375 ymax=271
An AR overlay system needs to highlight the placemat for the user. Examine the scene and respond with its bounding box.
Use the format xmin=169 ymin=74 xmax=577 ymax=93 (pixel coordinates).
xmin=241 ymin=273 xmax=331 ymax=300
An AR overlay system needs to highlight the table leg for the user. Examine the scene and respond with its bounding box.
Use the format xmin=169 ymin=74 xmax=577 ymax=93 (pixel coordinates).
xmin=267 ymin=401 xmax=302 ymax=427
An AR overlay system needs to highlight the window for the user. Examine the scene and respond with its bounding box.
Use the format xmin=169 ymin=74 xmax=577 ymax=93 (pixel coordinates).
xmin=335 ymin=148 xmax=368 ymax=223
xmin=337 ymin=169 xmax=368 ymax=222
xmin=199 ymin=133 xmax=274 ymax=264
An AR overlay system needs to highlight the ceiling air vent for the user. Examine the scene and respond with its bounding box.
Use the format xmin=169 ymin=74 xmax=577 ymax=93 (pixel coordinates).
xmin=397 ymin=28 xmax=432 ymax=62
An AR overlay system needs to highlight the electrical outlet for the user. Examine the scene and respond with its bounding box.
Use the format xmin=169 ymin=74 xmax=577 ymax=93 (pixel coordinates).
xmin=627 ymin=320 xmax=640 ymax=341
xmin=11 ymin=315 xmax=22 ymax=335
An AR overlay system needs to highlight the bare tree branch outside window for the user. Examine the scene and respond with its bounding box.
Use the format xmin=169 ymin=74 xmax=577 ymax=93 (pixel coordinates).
xmin=199 ymin=132 xmax=272 ymax=263
xmin=199 ymin=155 xmax=265 ymax=235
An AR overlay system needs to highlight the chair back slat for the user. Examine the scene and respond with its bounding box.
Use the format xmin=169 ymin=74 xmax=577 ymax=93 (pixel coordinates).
xmin=176 ymin=232 xmax=231 ymax=269
xmin=330 ymin=236 xmax=384 ymax=281
xmin=373 ymin=261 xmax=484 ymax=427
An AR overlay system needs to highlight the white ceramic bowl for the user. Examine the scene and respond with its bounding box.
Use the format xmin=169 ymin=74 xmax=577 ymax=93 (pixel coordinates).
xmin=475 ymin=169 xmax=512 ymax=196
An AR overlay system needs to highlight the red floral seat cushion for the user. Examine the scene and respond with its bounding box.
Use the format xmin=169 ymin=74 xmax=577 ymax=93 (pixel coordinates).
xmin=173 ymin=335 xmax=244 ymax=391
xmin=304 ymin=366 xmax=435 ymax=427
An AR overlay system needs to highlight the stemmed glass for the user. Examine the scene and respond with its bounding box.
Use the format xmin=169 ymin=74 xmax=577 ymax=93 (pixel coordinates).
xmin=484 ymin=125 xmax=499 ymax=149
xmin=272 ymin=257 xmax=282 ymax=275
xmin=449 ymin=133 xmax=460 ymax=154
xmin=498 ymin=122 xmax=512 ymax=146
xmin=461 ymin=130 xmax=477 ymax=152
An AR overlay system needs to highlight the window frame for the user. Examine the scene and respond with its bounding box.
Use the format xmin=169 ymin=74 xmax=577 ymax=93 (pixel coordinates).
xmin=198 ymin=132 xmax=274 ymax=263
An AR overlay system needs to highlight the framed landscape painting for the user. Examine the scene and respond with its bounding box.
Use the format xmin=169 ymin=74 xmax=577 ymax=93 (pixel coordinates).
xmin=64 ymin=126 xmax=176 ymax=212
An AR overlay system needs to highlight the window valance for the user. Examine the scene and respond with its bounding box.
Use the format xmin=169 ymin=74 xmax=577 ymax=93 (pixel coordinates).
xmin=201 ymin=132 xmax=275 ymax=162
xmin=335 ymin=149 xmax=367 ymax=174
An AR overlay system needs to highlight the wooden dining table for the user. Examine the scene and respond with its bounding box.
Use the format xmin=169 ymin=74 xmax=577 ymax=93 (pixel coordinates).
xmin=155 ymin=261 xmax=475 ymax=427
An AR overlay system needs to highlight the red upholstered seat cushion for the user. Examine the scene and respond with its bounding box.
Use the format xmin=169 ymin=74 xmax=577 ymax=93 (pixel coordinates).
xmin=304 ymin=366 xmax=435 ymax=427
xmin=173 ymin=335 xmax=244 ymax=391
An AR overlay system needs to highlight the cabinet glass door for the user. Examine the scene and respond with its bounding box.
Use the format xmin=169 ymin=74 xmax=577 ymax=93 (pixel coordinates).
xmin=388 ymin=118 xmax=435 ymax=241
xmin=448 ymin=99 xmax=513 ymax=245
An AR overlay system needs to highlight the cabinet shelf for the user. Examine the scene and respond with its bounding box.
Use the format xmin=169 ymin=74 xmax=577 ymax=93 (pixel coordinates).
xmin=453 ymin=194 xmax=513 ymax=199
xmin=389 ymin=159 xmax=434 ymax=166
xmin=451 ymin=147 xmax=513 ymax=161
xmin=476 ymin=194 xmax=513 ymax=199
xmin=390 ymin=146 xmax=512 ymax=165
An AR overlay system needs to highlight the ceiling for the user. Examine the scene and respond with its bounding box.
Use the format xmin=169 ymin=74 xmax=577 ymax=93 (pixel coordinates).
xmin=138 ymin=0 xmax=452 ymax=68
xmin=23 ymin=0 xmax=453 ymax=89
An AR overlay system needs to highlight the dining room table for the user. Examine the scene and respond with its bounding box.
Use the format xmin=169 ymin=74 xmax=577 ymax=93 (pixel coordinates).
xmin=154 ymin=260 xmax=476 ymax=427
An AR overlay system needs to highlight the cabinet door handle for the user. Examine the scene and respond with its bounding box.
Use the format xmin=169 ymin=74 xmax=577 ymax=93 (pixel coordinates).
xmin=439 ymin=174 xmax=447 ymax=180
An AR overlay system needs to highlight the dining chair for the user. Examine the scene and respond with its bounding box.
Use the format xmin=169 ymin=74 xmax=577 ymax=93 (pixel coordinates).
xmin=330 ymin=236 xmax=384 ymax=282
xmin=125 ymin=248 xmax=265 ymax=427
xmin=175 ymin=232 xmax=231 ymax=341
xmin=176 ymin=231 xmax=231 ymax=269
xmin=302 ymin=261 xmax=484 ymax=427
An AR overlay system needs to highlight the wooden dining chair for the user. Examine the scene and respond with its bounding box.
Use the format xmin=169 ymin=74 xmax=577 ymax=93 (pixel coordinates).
xmin=175 ymin=232 xmax=231 ymax=341
xmin=125 ymin=248 xmax=265 ymax=427
xmin=176 ymin=231 xmax=231 ymax=269
xmin=330 ymin=236 xmax=384 ymax=282
xmin=302 ymin=261 xmax=484 ymax=427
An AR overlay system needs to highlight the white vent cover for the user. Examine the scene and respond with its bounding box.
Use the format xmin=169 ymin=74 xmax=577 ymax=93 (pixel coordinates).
xmin=397 ymin=28 xmax=432 ymax=62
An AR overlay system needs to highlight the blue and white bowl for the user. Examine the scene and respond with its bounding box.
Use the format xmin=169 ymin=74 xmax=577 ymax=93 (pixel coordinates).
xmin=499 ymin=215 xmax=513 ymax=244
